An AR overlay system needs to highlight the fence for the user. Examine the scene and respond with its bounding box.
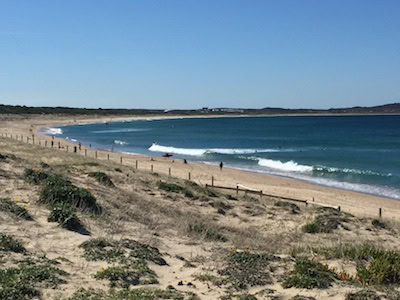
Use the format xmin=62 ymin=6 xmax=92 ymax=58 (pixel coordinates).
xmin=0 ymin=132 xmax=386 ymax=218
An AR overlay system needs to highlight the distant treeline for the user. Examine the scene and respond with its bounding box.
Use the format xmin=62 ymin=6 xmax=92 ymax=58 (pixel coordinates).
xmin=1 ymin=103 xmax=399 ymax=115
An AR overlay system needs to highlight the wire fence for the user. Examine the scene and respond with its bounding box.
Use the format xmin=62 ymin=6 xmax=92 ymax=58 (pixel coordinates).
xmin=0 ymin=131 xmax=386 ymax=218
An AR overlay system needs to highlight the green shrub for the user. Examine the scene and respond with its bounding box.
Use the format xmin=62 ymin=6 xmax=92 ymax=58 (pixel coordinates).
xmin=88 ymin=172 xmax=114 ymax=187
xmin=275 ymin=201 xmax=300 ymax=213
xmin=0 ymin=261 xmax=67 ymax=300
xmin=48 ymin=204 xmax=83 ymax=231
xmin=185 ymin=181 xmax=218 ymax=197
xmin=0 ymin=234 xmax=25 ymax=253
xmin=0 ymin=198 xmax=32 ymax=220
xmin=345 ymin=290 xmax=381 ymax=300
xmin=187 ymin=221 xmax=227 ymax=242
xmin=371 ymin=219 xmax=386 ymax=229
xmin=291 ymin=296 xmax=317 ymax=300
xmin=23 ymin=168 xmax=49 ymax=184
xmin=94 ymin=261 xmax=158 ymax=288
xmin=282 ymin=257 xmax=337 ymax=289
xmin=121 ymin=239 xmax=167 ymax=266
xmin=296 ymin=243 xmax=400 ymax=286
xmin=302 ymin=214 xmax=344 ymax=233
xmin=218 ymin=251 xmax=272 ymax=290
xmin=79 ymin=239 xmax=124 ymax=262
xmin=158 ymin=181 xmax=185 ymax=193
xmin=40 ymin=162 xmax=50 ymax=168
xmin=39 ymin=175 xmax=101 ymax=213
xmin=356 ymin=254 xmax=400 ymax=285
xmin=64 ymin=288 xmax=199 ymax=300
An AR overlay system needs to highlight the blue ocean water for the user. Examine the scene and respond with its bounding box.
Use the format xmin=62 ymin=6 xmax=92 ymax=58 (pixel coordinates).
xmin=42 ymin=115 xmax=400 ymax=200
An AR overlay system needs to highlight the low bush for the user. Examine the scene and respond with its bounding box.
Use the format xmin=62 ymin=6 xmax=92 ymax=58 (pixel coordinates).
xmin=303 ymin=209 xmax=348 ymax=233
xmin=94 ymin=261 xmax=158 ymax=288
xmin=345 ymin=290 xmax=381 ymax=300
xmin=64 ymin=287 xmax=199 ymax=300
xmin=275 ymin=201 xmax=300 ymax=213
xmin=88 ymin=172 xmax=115 ymax=187
xmin=79 ymin=239 xmax=124 ymax=262
xmin=48 ymin=204 xmax=83 ymax=231
xmin=187 ymin=220 xmax=227 ymax=242
xmin=0 ymin=234 xmax=25 ymax=253
xmin=0 ymin=260 xmax=67 ymax=300
xmin=80 ymin=238 xmax=167 ymax=265
xmin=218 ymin=251 xmax=273 ymax=290
xmin=282 ymin=257 xmax=337 ymax=289
xmin=0 ymin=198 xmax=32 ymax=220
xmin=121 ymin=239 xmax=167 ymax=266
xmin=371 ymin=219 xmax=386 ymax=229
xmin=23 ymin=168 xmax=49 ymax=184
xmin=39 ymin=175 xmax=101 ymax=214
xmin=158 ymin=181 xmax=195 ymax=198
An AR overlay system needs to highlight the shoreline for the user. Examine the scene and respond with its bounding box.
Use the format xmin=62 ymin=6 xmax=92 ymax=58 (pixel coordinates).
xmin=1 ymin=113 xmax=400 ymax=219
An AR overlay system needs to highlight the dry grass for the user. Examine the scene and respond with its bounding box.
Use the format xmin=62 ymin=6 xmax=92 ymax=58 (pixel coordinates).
xmin=1 ymin=135 xmax=400 ymax=299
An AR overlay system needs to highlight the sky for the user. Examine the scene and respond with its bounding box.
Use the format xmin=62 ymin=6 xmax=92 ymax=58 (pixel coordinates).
xmin=0 ymin=0 xmax=399 ymax=110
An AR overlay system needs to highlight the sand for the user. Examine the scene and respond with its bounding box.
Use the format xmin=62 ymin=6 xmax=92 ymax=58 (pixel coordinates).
xmin=1 ymin=113 xmax=399 ymax=220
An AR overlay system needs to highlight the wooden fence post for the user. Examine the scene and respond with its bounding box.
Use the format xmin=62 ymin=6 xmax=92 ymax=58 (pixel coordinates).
xmin=211 ymin=176 xmax=214 ymax=186
xmin=66 ymin=145 xmax=69 ymax=152
xmin=45 ymin=140 xmax=47 ymax=147
xmin=120 ymin=157 xmax=122 ymax=164
xmin=169 ymin=167 xmax=171 ymax=176
xmin=85 ymin=149 xmax=87 ymax=156
xmin=151 ymin=165 xmax=153 ymax=172
xmin=95 ymin=151 xmax=97 ymax=159
xmin=135 ymin=160 xmax=138 ymax=169
xmin=188 ymin=172 xmax=191 ymax=180
xmin=107 ymin=154 xmax=109 ymax=160
xmin=379 ymin=208 xmax=382 ymax=218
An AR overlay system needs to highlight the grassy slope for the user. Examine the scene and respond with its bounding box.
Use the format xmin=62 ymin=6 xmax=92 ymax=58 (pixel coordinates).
xmin=1 ymin=136 xmax=400 ymax=300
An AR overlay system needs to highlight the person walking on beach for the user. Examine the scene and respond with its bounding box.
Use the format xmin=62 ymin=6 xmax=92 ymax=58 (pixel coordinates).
xmin=220 ymin=162 xmax=223 ymax=171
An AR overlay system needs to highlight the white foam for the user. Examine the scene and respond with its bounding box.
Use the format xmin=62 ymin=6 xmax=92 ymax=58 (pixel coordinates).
xmin=42 ymin=127 xmax=63 ymax=135
xmin=114 ymin=140 xmax=127 ymax=145
xmin=148 ymin=143 xmax=281 ymax=156
xmin=258 ymin=158 xmax=313 ymax=173
xmin=149 ymin=144 xmax=205 ymax=156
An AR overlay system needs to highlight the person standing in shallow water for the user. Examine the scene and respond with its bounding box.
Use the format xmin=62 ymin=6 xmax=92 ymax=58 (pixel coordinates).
xmin=220 ymin=162 xmax=223 ymax=171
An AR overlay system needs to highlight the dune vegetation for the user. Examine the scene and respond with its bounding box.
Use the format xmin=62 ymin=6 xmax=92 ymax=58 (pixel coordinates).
xmin=1 ymin=135 xmax=400 ymax=300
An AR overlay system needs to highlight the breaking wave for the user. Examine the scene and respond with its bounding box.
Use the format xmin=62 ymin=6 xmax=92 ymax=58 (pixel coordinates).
xmin=114 ymin=140 xmax=128 ymax=145
xmin=148 ymin=143 xmax=282 ymax=156
xmin=258 ymin=158 xmax=313 ymax=172
xmin=41 ymin=127 xmax=63 ymax=135
xmin=314 ymin=166 xmax=392 ymax=177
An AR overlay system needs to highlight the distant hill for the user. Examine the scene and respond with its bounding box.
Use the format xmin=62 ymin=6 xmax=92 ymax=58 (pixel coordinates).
xmin=0 ymin=103 xmax=399 ymax=115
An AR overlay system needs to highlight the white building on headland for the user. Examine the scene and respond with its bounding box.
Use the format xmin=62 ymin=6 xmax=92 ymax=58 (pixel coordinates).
xmin=211 ymin=108 xmax=244 ymax=113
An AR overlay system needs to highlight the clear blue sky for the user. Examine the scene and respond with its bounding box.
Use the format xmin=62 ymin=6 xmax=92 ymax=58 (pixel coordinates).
xmin=1 ymin=0 xmax=399 ymax=109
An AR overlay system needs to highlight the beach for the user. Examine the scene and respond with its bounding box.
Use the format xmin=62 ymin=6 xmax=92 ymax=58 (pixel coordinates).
xmin=1 ymin=113 xmax=399 ymax=220
xmin=4 ymin=113 xmax=400 ymax=299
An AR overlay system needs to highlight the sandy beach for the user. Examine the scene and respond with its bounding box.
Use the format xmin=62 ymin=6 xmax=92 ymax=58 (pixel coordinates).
xmin=3 ymin=113 xmax=400 ymax=300
xmin=1 ymin=113 xmax=399 ymax=220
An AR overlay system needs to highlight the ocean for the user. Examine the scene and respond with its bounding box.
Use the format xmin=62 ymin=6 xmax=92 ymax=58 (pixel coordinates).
xmin=41 ymin=115 xmax=400 ymax=200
